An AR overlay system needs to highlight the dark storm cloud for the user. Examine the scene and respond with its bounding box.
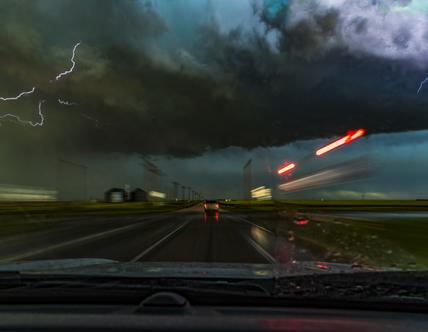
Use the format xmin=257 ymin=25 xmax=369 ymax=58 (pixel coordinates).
xmin=1 ymin=0 xmax=428 ymax=158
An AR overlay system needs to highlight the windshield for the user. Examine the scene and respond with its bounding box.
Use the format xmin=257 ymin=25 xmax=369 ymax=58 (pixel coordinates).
xmin=1 ymin=0 xmax=428 ymax=302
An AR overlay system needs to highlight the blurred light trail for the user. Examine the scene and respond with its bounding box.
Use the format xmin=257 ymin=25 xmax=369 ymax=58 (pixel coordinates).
xmin=417 ymin=76 xmax=428 ymax=94
xmin=0 ymin=100 xmax=45 ymax=127
xmin=278 ymin=158 xmax=374 ymax=193
xmin=278 ymin=162 xmax=296 ymax=175
xmin=0 ymin=183 xmax=57 ymax=201
xmin=149 ymin=191 xmax=166 ymax=199
xmin=58 ymin=99 xmax=77 ymax=106
xmin=0 ymin=87 xmax=36 ymax=101
xmin=251 ymin=186 xmax=272 ymax=200
xmin=55 ymin=42 xmax=81 ymax=81
xmin=316 ymin=129 xmax=366 ymax=156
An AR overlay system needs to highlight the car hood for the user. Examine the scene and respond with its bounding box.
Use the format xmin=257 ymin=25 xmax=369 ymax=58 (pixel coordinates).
xmin=0 ymin=259 xmax=376 ymax=279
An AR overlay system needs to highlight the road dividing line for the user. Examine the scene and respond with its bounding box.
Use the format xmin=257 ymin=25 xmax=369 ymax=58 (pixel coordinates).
xmin=0 ymin=221 xmax=150 ymax=263
xmin=130 ymin=220 xmax=191 ymax=262
xmin=243 ymin=234 xmax=278 ymax=264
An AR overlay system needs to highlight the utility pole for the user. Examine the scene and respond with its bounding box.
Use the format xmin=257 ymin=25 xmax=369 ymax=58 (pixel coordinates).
xmin=138 ymin=156 xmax=145 ymax=190
xmin=181 ymin=185 xmax=186 ymax=200
xmin=172 ymin=182 xmax=179 ymax=201
xmin=243 ymin=159 xmax=252 ymax=200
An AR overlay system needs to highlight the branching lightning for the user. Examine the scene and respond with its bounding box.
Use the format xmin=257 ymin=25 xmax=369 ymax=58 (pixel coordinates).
xmin=0 ymin=87 xmax=36 ymax=101
xmin=0 ymin=100 xmax=46 ymax=127
xmin=0 ymin=42 xmax=84 ymax=127
xmin=55 ymin=42 xmax=81 ymax=81
xmin=417 ymin=76 xmax=428 ymax=94
xmin=58 ymin=99 xmax=77 ymax=106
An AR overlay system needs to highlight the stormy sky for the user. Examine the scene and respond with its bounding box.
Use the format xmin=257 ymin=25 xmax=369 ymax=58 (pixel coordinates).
xmin=1 ymin=0 xmax=428 ymax=199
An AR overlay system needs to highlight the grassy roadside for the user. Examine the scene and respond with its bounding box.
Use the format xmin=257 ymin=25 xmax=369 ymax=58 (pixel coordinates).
xmin=280 ymin=215 xmax=428 ymax=269
xmin=277 ymin=200 xmax=428 ymax=212
xmin=0 ymin=201 xmax=196 ymax=237
xmin=221 ymin=199 xmax=428 ymax=212
xmin=221 ymin=200 xmax=428 ymax=269
xmin=0 ymin=201 xmax=196 ymax=216
xmin=220 ymin=200 xmax=276 ymax=212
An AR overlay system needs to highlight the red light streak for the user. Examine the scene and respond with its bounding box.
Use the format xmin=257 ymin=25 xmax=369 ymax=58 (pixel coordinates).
xmin=316 ymin=129 xmax=366 ymax=156
xmin=278 ymin=162 xmax=296 ymax=175
xmin=294 ymin=219 xmax=309 ymax=225
xmin=316 ymin=262 xmax=329 ymax=270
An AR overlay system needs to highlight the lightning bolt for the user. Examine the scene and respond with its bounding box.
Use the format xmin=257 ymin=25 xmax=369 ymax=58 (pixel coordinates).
xmin=0 ymin=87 xmax=36 ymax=101
xmin=58 ymin=99 xmax=101 ymax=128
xmin=0 ymin=100 xmax=46 ymax=127
xmin=58 ymin=98 xmax=77 ymax=106
xmin=55 ymin=42 xmax=81 ymax=81
xmin=417 ymin=76 xmax=428 ymax=94
xmin=0 ymin=42 xmax=82 ymax=127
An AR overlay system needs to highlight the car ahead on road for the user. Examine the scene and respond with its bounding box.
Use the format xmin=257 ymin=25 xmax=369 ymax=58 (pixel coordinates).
xmin=204 ymin=200 xmax=219 ymax=213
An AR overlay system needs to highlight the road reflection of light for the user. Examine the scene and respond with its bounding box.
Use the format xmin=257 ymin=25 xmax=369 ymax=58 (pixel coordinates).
xmin=251 ymin=226 xmax=269 ymax=248
xmin=316 ymin=262 xmax=330 ymax=270
xmin=203 ymin=212 xmax=219 ymax=222
xmin=254 ymin=270 xmax=270 ymax=276
xmin=294 ymin=219 xmax=309 ymax=225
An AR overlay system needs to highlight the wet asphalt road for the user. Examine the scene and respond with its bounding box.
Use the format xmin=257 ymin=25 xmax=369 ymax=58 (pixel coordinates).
xmin=0 ymin=204 xmax=323 ymax=264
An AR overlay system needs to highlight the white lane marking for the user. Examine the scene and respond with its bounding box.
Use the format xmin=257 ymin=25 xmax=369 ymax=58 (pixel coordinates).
xmin=243 ymin=234 xmax=278 ymax=264
xmin=0 ymin=221 xmax=152 ymax=262
xmin=230 ymin=216 xmax=274 ymax=234
xmin=130 ymin=220 xmax=191 ymax=262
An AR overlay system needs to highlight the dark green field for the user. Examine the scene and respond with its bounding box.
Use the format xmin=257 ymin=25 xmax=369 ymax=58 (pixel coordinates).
xmin=0 ymin=201 xmax=195 ymax=237
xmin=221 ymin=199 xmax=428 ymax=212
xmin=221 ymin=200 xmax=428 ymax=269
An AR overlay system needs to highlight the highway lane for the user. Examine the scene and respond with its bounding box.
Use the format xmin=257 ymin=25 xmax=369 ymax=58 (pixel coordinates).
xmin=0 ymin=205 xmax=328 ymax=264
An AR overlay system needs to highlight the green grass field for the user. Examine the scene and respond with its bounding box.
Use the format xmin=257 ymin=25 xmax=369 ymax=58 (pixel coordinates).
xmin=0 ymin=201 xmax=195 ymax=237
xmin=221 ymin=200 xmax=428 ymax=269
xmin=280 ymin=215 xmax=428 ymax=269
xmin=0 ymin=201 xmax=195 ymax=216
xmin=220 ymin=199 xmax=428 ymax=212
